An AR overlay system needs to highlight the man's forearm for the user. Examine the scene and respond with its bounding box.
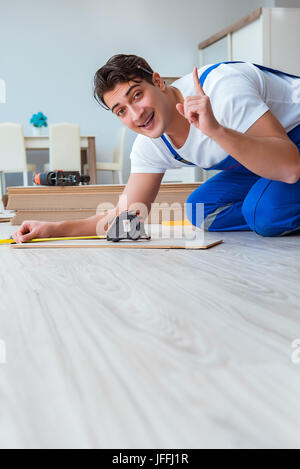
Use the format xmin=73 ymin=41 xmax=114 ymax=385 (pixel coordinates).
xmin=53 ymin=211 xmax=113 ymax=238
xmin=212 ymin=126 xmax=300 ymax=183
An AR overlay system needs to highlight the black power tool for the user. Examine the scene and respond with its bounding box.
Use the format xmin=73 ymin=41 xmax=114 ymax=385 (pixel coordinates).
xmin=34 ymin=170 xmax=90 ymax=186
xmin=106 ymin=210 xmax=151 ymax=242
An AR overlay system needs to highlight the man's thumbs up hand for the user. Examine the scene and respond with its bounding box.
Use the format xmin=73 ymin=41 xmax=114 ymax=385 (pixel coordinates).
xmin=176 ymin=67 xmax=222 ymax=138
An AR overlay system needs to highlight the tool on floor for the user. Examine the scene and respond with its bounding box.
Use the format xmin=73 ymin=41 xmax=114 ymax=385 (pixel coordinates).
xmin=106 ymin=210 xmax=151 ymax=242
xmin=33 ymin=171 xmax=90 ymax=186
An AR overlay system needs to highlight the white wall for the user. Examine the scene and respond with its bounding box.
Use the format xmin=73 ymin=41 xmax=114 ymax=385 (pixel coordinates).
xmin=0 ymin=0 xmax=276 ymax=185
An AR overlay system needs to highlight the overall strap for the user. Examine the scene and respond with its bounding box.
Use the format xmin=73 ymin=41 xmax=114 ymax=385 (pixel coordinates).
xmin=199 ymin=61 xmax=241 ymax=86
xmin=250 ymin=63 xmax=300 ymax=79
xmin=199 ymin=61 xmax=300 ymax=86
xmin=160 ymin=135 xmax=195 ymax=166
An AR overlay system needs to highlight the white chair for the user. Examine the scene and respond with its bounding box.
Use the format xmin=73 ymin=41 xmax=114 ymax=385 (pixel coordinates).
xmin=44 ymin=123 xmax=81 ymax=171
xmin=0 ymin=123 xmax=36 ymax=196
xmin=85 ymin=127 xmax=126 ymax=184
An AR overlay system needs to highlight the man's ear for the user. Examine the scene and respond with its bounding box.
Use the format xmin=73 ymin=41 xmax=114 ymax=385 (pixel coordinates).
xmin=152 ymin=72 xmax=166 ymax=90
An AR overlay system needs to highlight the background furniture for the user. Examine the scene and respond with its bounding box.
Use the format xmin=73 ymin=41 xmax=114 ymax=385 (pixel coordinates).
xmin=85 ymin=127 xmax=126 ymax=184
xmin=0 ymin=123 xmax=36 ymax=196
xmin=24 ymin=135 xmax=97 ymax=184
xmin=199 ymin=7 xmax=300 ymax=75
xmin=0 ymin=78 xmax=5 ymax=103
xmin=44 ymin=123 xmax=81 ymax=172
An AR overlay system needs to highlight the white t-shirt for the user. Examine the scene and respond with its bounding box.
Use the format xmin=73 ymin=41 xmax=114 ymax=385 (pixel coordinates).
xmin=130 ymin=62 xmax=300 ymax=173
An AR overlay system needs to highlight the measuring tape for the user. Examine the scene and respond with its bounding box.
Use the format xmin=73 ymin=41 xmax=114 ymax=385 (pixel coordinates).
xmin=161 ymin=219 xmax=192 ymax=226
xmin=0 ymin=235 xmax=107 ymax=245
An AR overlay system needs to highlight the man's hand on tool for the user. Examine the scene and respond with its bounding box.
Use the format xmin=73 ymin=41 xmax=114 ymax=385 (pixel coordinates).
xmin=12 ymin=220 xmax=56 ymax=244
xmin=176 ymin=67 xmax=221 ymax=138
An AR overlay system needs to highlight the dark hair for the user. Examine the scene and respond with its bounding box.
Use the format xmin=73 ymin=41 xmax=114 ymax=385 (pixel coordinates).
xmin=93 ymin=54 xmax=154 ymax=109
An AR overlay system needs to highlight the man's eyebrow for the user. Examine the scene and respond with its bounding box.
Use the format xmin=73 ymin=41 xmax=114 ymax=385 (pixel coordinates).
xmin=111 ymin=84 xmax=141 ymax=113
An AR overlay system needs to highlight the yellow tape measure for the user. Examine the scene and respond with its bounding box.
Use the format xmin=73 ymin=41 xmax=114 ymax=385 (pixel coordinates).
xmin=161 ymin=219 xmax=192 ymax=226
xmin=0 ymin=235 xmax=107 ymax=245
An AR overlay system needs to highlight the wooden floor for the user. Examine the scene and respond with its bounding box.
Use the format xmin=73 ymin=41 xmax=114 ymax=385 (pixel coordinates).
xmin=0 ymin=221 xmax=300 ymax=449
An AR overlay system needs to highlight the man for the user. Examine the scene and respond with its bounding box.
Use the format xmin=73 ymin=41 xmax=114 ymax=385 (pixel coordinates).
xmin=13 ymin=54 xmax=300 ymax=243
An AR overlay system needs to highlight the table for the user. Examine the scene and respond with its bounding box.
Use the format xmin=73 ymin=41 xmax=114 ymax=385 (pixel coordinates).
xmin=24 ymin=136 xmax=97 ymax=184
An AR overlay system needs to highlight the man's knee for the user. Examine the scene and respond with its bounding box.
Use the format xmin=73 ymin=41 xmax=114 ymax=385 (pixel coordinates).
xmin=242 ymin=198 xmax=282 ymax=237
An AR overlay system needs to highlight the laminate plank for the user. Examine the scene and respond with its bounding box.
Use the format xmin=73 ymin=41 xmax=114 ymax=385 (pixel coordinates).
xmin=9 ymin=227 xmax=222 ymax=250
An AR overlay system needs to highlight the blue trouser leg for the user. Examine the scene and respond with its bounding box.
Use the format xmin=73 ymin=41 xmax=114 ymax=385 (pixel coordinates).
xmin=242 ymin=177 xmax=300 ymax=236
xmin=242 ymin=124 xmax=300 ymax=236
xmin=186 ymin=169 xmax=260 ymax=232
xmin=186 ymin=168 xmax=300 ymax=237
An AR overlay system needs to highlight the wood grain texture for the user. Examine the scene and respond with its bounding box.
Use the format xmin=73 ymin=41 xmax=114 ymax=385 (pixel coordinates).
xmin=0 ymin=221 xmax=300 ymax=449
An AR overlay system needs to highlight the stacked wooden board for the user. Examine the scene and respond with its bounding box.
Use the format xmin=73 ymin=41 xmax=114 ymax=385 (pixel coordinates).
xmin=5 ymin=183 xmax=201 ymax=225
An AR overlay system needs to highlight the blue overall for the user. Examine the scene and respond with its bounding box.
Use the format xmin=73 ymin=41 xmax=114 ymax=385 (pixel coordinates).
xmin=161 ymin=61 xmax=300 ymax=237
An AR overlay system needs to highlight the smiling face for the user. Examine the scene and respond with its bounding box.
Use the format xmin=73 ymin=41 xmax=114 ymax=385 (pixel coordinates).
xmin=103 ymin=73 xmax=174 ymax=138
